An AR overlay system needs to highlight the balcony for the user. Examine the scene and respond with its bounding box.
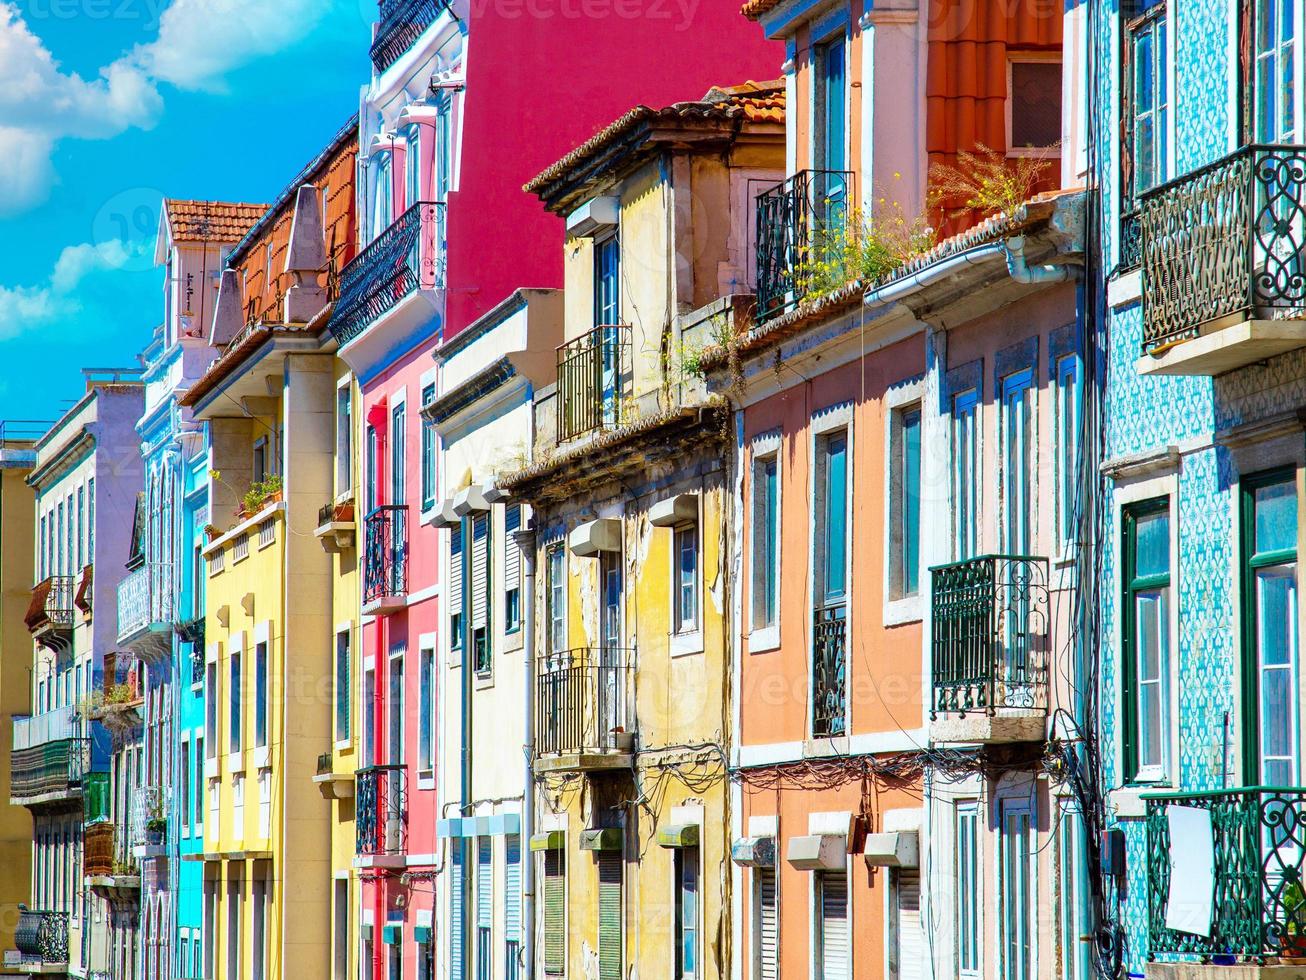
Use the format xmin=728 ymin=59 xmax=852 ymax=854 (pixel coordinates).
xmin=556 ymin=325 xmax=631 ymax=443
xmin=1140 ymin=143 xmax=1306 ymax=375
xmin=25 ymin=576 xmax=74 ymax=652
xmin=362 ymin=505 xmax=408 ymax=616
xmin=328 ymin=201 xmax=445 ymax=348
xmin=314 ymin=749 xmax=355 ymax=800
xmin=930 ymin=555 xmax=1049 ymax=745
xmin=371 ymin=0 xmax=448 ymax=74
xmin=10 ymin=708 xmax=89 ymax=809
xmin=131 ymin=785 xmax=168 ymax=858
xmin=83 ymin=821 xmax=140 ymax=902
xmin=355 ymin=765 xmax=407 ymax=864
xmin=812 ymin=604 xmax=847 ymax=739
xmin=1144 ymin=787 xmax=1306 ymax=972
xmin=535 ymin=647 xmax=635 ymax=773
xmin=84 ymin=655 xmax=143 ymax=734
xmin=84 ymin=821 xmax=114 ymax=876
xmin=755 ymin=169 xmax=854 ymax=322
xmin=116 ymin=562 xmax=174 ymax=665
xmin=316 ymin=500 xmax=356 ymax=553
xmin=5 ymin=909 xmax=68 ymax=972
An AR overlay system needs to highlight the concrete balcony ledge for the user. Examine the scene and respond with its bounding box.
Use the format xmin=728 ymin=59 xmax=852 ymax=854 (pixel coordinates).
xmin=534 ymin=750 xmax=634 ymax=775
xmin=361 ymin=594 xmax=406 ymax=617
xmin=929 ymin=708 xmax=1047 ymax=746
xmin=354 ymin=853 xmax=406 ymax=870
xmin=1146 ymin=963 xmax=1306 ymax=979
xmin=313 ymin=772 xmax=356 ymax=800
xmin=1138 ymin=317 xmax=1306 ymax=377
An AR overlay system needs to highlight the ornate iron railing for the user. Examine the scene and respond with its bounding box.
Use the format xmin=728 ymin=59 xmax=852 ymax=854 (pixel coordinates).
xmin=132 ymin=785 xmax=168 ymax=847
xmin=931 ymin=555 xmax=1050 ymax=718
xmin=84 ymin=821 xmax=114 ymax=877
xmin=755 ymin=169 xmax=854 ymax=322
xmin=1146 ymin=787 xmax=1306 ymax=960
xmin=536 ymin=648 xmax=635 ymax=757
xmin=371 ymin=0 xmax=448 ymax=74
xmin=328 ymin=201 xmax=446 ymax=346
xmin=556 ymin=325 xmax=631 ymax=442
xmin=116 ymin=561 xmax=174 ymax=644
xmin=25 ymin=575 xmax=74 ymax=635
xmin=356 ymin=764 xmax=408 ymax=855
xmin=13 ymin=909 xmax=68 ymax=964
xmin=363 ymin=505 xmax=408 ymax=604
xmin=1119 ymin=209 xmax=1143 ymax=271
xmin=1141 ymin=143 xmax=1306 ymax=352
xmin=9 ymin=737 xmax=90 ymax=801
xmin=812 ymin=604 xmax=847 ymax=738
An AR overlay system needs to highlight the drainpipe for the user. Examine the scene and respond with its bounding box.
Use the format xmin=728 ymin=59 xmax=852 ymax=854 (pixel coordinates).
xmin=1003 ymin=234 xmax=1073 ymax=285
xmin=459 ymin=514 xmax=472 ymax=980
xmin=515 ymin=521 xmax=537 ymax=980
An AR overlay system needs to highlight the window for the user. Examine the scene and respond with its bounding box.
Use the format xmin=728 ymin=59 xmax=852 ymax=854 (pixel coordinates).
xmin=472 ymin=513 xmax=491 ymax=673
xmin=751 ymin=453 xmax=779 ymax=631
xmin=363 ymin=666 xmax=376 ymax=766
xmin=1253 ymin=0 xmax=1301 ymax=142
xmin=334 ymin=880 xmax=349 ymax=980
xmin=1127 ymin=5 xmax=1169 ymax=199
xmin=374 ymin=152 xmax=393 ymax=235
xmin=815 ymin=871 xmax=849 ymax=980
xmin=891 ymin=408 xmax=921 ymax=597
xmin=895 ymin=871 xmax=924 ymax=980
xmin=252 ymin=869 xmax=267 ymax=980
xmin=952 ymin=389 xmax=979 ymax=560
xmin=56 ymin=501 xmax=64 ymax=575
xmin=436 ymin=99 xmax=451 ymax=202
xmin=406 ymin=123 xmax=423 ymax=208
xmin=252 ymin=437 xmax=268 ymax=487
xmin=814 ymin=34 xmax=847 ymax=176
xmin=1001 ymin=371 xmax=1034 ymax=556
xmin=226 ymin=865 xmax=243 ymax=980
xmin=336 ymin=629 xmax=351 ymax=743
xmin=1058 ymin=804 xmax=1089 ymax=980
xmin=674 ymin=845 xmax=700 ymax=980
xmin=594 ymin=236 xmax=621 ymax=327
xmin=450 ymin=524 xmax=464 ymax=650
xmin=419 ymin=646 xmax=434 ymax=773
xmin=956 ymin=802 xmax=981 ymax=978
xmin=505 ymin=835 xmax=522 ymax=980
xmin=816 ymin=429 xmax=850 ymax=606
xmin=229 ymin=649 xmax=242 ymax=754
xmin=1240 ymin=470 xmax=1300 ymax=785
xmin=388 ymin=651 xmax=404 ymax=765
xmin=477 ymin=837 xmax=493 ymax=980
xmin=76 ymin=486 xmax=84 ymax=571
xmin=421 ymin=386 xmax=437 ymax=511
xmin=504 ymin=505 xmax=522 ymax=633
xmin=597 ymin=851 xmax=622 ymax=980
xmin=752 ymin=867 xmax=777 ymax=980
xmin=673 ymin=524 xmax=699 ymax=635
xmin=1000 ymin=803 xmax=1034 ymax=980
xmin=180 ymin=742 xmax=191 ymax=835
xmin=1008 ymin=58 xmax=1062 ymax=150
xmin=452 ymin=843 xmax=467 ymax=980
xmin=195 ymin=736 xmax=204 ymax=825
xmin=38 ymin=514 xmax=45 ymax=580
xmin=547 ymin=545 xmax=566 ymax=654
xmin=1122 ymin=498 xmax=1171 ymax=782
xmin=206 ymin=663 xmax=218 ymax=752
xmin=391 ymin=401 xmax=406 ymax=507
xmin=203 ymin=880 xmax=216 ymax=980
xmin=336 ymin=384 xmax=352 ymax=494
xmin=366 ymin=425 xmax=378 ymax=514
xmin=542 ymin=848 xmax=566 ymax=976
xmin=1055 ymin=355 xmax=1080 ymax=554
xmin=254 ymin=640 xmax=268 ymax=749
xmin=87 ymin=478 xmax=95 ymax=557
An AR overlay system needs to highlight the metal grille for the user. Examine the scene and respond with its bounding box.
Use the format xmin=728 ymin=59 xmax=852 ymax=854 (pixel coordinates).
xmin=258 ymin=518 xmax=276 ymax=548
xmin=363 ymin=505 xmax=409 ymax=604
xmin=754 ymin=169 xmax=854 ymax=322
xmin=329 ymin=202 xmax=446 ymax=346
xmin=8 ymin=737 xmax=90 ymax=801
xmin=25 ymin=575 xmax=74 ymax=633
xmin=232 ymin=533 xmax=249 ymax=563
xmin=1146 ymin=787 xmax=1306 ymax=960
xmin=116 ymin=562 xmax=174 ymax=642
xmin=355 ymin=764 xmax=408 ymax=855
xmin=556 ymin=325 xmax=630 ymax=442
xmin=13 ymin=909 xmax=68 ymax=964
xmin=370 ymin=0 xmax=449 ymax=74
xmin=930 ymin=555 xmax=1049 ymax=717
xmin=535 ymin=647 xmax=634 ymax=757
xmin=812 ymin=604 xmax=847 ymax=738
xmin=1141 ymin=144 xmax=1306 ymax=352
xmin=1119 ymin=210 xmax=1143 ymax=271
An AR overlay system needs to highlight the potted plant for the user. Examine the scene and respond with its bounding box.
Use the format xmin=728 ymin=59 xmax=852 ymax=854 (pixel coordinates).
xmin=241 ymin=474 xmax=283 ymax=517
xmin=610 ymin=727 xmax=635 ymax=753
xmin=1280 ymin=880 xmax=1306 ymax=962
xmin=145 ymin=816 xmax=167 ymax=844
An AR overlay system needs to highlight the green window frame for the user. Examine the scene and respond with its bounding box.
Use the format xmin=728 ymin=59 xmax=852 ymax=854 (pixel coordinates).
xmin=542 ymin=849 xmax=566 ymax=976
xmin=1121 ymin=497 xmax=1172 ymax=783
xmin=1239 ymin=467 xmax=1300 ymax=785
xmin=597 ymin=851 xmax=622 ymax=980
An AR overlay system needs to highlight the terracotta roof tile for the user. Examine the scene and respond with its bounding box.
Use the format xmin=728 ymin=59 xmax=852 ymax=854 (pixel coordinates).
xmin=164 ymin=199 xmax=268 ymax=244
xmin=740 ymin=0 xmax=782 ymax=19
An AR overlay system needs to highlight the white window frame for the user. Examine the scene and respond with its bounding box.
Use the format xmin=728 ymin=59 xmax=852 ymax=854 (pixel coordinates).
xmin=1005 ymin=52 xmax=1064 ymax=158
xmin=670 ymin=510 xmax=704 ymax=657
xmin=1054 ymin=354 xmax=1080 ymax=561
xmin=998 ymin=797 xmax=1036 ymax=980
xmin=882 ymin=380 xmax=922 ymax=625
xmin=956 ymin=800 xmax=982 ymax=979
xmin=749 ymin=430 xmax=782 ymax=652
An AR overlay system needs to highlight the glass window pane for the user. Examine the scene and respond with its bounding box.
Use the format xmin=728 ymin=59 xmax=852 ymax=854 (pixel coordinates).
xmin=1134 ymin=510 xmax=1169 ymax=579
xmin=903 ymin=409 xmax=921 ymax=594
xmin=1255 ymin=480 xmax=1298 ymax=555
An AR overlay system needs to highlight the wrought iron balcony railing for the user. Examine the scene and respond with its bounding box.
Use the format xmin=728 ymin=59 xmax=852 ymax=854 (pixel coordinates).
xmin=1141 ymin=143 xmax=1306 ymax=353
xmin=84 ymin=821 xmax=115 ymax=877
xmin=116 ymin=561 xmax=174 ymax=650
xmin=812 ymin=604 xmax=847 ymax=738
xmin=1146 ymin=786 xmax=1306 ymax=961
xmin=930 ymin=555 xmax=1050 ymax=718
xmin=12 ymin=909 xmax=68 ymax=965
xmin=1119 ymin=209 xmax=1142 ymax=271
xmin=536 ymin=647 xmax=635 ymax=758
xmin=556 ymin=325 xmax=631 ymax=443
xmin=371 ymin=0 xmax=448 ymax=74
xmin=755 ymin=169 xmax=855 ymax=322
xmin=9 ymin=735 xmax=90 ymax=803
xmin=328 ymin=201 xmax=445 ymax=346
xmin=356 ymin=764 xmax=408 ymax=856
xmin=363 ymin=505 xmax=408 ymax=605
xmin=131 ymin=785 xmax=168 ymax=847
xmin=25 ymin=575 xmax=74 ymax=638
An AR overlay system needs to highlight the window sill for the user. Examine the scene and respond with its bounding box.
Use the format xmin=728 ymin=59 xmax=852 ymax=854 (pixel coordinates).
xmin=226 ymin=753 xmax=246 ymax=775
xmin=334 ymin=740 xmax=354 ymax=754
xmin=1110 ymin=783 xmax=1173 ymax=821
xmin=1108 ymin=267 xmax=1142 ymax=309
xmin=748 ymin=624 xmax=780 ymax=654
xmin=417 ymin=775 xmax=435 ymax=792
xmin=252 ymin=746 xmax=271 ymax=770
xmin=670 ymin=630 xmax=704 ymax=658
xmin=882 ymin=594 xmax=922 ymax=627
xmin=474 ymin=671 xmax=495 ymax=691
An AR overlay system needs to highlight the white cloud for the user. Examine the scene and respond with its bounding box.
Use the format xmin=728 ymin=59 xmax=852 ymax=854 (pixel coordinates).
xmin=0 ymin=239 xmax=141 ymax=339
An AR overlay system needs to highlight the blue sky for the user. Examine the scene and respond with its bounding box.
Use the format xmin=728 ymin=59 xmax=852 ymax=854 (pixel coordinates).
xmin=0 ymin=0 xmax=371 ymax=424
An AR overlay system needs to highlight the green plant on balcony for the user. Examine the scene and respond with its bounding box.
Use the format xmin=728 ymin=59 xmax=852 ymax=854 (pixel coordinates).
xmin=111 ymin=859 xmax=138 ymax=877
xmin=241 ymin=474 xmax=283 ymax=516
xmin=793 ymin=202 xmax=935 ymax=304
xmin=1283 ymin=881 xmax=1306 ymax=960
xmin=102 ymin=682 xmax=137 ymax=706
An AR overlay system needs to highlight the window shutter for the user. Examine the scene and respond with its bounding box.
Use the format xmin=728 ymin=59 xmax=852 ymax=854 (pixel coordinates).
xmin=504 ymin=835 xmax=522 ymax=941
xmin=819 ymin=873 xmax=849 ymax=980
xmin=897 ymin=871 xmax=924 ymax=980
xmin=477 ymin=837 xmax=493 ymax=929
xmin=757 ymin=868 xmax=778 ymax=980
xmin=504 ymin=505 xmax=522 ymax=589
xmin=472 ymin=514 xmax=489 ymax=629
xmin=450 ymin=845 xmax=464 ymax=980
xmin=449 ymin=526 xmax=464 ymax=614
xmin=598 ymin=853 xmax=622 ymax=980
xmin=543 ymin=850 xmax=565 ymax=975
